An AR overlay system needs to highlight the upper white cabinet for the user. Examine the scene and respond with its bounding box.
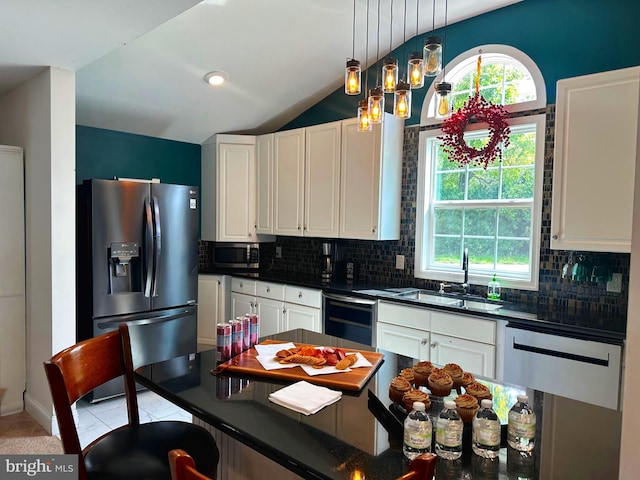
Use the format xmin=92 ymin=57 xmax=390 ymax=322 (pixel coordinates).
xmin=273 ymin=123 xmax=341 ymax=237
xmin=255 ymin=134 xmax=274 ymax=235
xmin=340 ymin=113 xmax=403 ymax=240
xmin=201 ymin=134 xmax=274 ymax=242
xmin=551 ymin=67 xmax=640 ymax=252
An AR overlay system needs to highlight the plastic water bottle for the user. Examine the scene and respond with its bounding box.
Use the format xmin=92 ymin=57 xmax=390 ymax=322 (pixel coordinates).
xmin=403 ymin=401 xmax=432 ymax=460
xmin=507 ymin=394 xmax=536 ymax=452
xmin=472 ymin=399 xmax=501 ymax=458
xmin=435 ymin=400 xmax=463 ymax=460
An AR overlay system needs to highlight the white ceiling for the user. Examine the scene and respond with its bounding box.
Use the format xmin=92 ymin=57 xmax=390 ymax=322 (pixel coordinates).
xmin=1 ymin=0 xmax=520 ymax=145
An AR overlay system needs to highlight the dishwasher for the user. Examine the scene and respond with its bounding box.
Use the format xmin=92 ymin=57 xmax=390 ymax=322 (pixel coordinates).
xmin=322 ymin=293 xmax=377 ymax=346
xmin=503 ymin=324 xmax=623 ymax=410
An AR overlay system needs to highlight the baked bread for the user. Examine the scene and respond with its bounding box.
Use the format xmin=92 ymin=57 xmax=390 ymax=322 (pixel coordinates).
xmin=427 ymin=368 xmax=453 ymax=397
xmin=454 ymin=393 xmax=479 ymax=423
xmin=412 ymin=361 xmax=435 ymax=387
xmin=402 ymin=389 xmax=430 ymax=413
xmin=389 ymin=376 xmax=412 ymax=404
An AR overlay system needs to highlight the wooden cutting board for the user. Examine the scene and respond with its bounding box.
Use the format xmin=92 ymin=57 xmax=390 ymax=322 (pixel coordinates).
xmin=212 ymin=340 xmax=384 ymax=391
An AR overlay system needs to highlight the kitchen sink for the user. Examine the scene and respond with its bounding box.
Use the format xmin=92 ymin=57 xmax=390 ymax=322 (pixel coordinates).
xmin=461 ymin=300 xmax=503 ymax=312
xmin=395 ymin=289 xmax=464 ymax=306
xmin=379 ymin=288 xmax=504 ymax=312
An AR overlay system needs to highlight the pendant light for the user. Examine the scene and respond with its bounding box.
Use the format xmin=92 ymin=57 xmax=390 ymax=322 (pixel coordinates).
xmin=368 ymin=0 xmax=384 ymax=124
xmin=358 ymin=0 xmax=372 ymax=132
xmin=393 ymin=0 xmax=411 ymax=119
xmin=434 ymin=0 xmax=451 ymax=118
xmin=423 ymin=0 xmax=442 ymax=77
xmin=408 ymin=0 xmax=424 ymax=88
xmin=345 ymin=0 xmax=361 ymax=95
xmin=382 ymin=0 xmax=397 ymax=93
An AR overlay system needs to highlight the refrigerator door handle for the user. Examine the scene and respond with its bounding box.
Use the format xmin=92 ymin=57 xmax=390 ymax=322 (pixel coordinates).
xmin=144 ymin=198 xmax=154 ymax=297
xmin=96 ymin=308 xmax=193 ymax=330
xmin=152 ymin=195 xmax=162 ymax=297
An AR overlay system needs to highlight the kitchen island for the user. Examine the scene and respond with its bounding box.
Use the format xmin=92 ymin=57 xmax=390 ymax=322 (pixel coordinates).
xmin=133 ymin=329 xmax=621 ymax=480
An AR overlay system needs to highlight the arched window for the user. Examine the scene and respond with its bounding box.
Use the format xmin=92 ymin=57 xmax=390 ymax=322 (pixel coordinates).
xmin=415 ymin=45 xmax=546 ymax=290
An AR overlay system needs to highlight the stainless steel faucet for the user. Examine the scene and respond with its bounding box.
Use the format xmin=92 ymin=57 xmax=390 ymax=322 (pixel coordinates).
xmin=439 ymin=248 xmax=470 ymax=295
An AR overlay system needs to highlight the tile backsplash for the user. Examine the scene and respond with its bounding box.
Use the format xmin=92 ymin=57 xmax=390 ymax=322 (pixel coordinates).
xmin=202 ymin=106 xmax=629 ymax=316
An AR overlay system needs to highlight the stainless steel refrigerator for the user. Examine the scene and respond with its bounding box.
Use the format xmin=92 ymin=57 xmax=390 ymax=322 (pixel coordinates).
xmin=76 ymin=179 xmax=199 ymax=402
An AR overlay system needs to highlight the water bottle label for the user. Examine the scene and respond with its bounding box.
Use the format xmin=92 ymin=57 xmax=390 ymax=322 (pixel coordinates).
xmin=404 ymin=429 xmax=431 ymax=449
xmin=508 ymin=422 xmax=535 ymax=439
xmin=436 ymin=428 xmax=462 ymax=447
xmin=474 ymin=428 xmax=500 ymax=446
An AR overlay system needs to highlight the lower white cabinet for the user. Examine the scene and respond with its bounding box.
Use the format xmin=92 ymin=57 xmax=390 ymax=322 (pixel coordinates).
xmin=197 ymin=275 xmax=228 ymax=345
xmin=377 ymin=322 xmax=430 ymax=360
xmin=429 ymin=333 xmax=495 ymax=378
xmin=283 ymin=303 xmax=320 ymax=332
xmin=231 ymin=292 xmax=255 ymax=320
xmin=256 ymin=297 xmax=284 ymax=337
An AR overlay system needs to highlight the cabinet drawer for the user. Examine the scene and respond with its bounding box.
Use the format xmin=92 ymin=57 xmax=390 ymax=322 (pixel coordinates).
xmin=231 ymin=277 xmax=256 ymax=296
xmin=377 ymin=301 xmax=430 ymax=332
xmin=430 ymin=311 xmax=496 ymax=345
xmin=256 ymin=281 xmax=285 ymax=300
xmin=284 ymin=286 xmax=321 ymax=308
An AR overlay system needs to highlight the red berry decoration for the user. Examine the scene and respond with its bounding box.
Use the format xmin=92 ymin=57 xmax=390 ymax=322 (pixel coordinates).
xmin=438 ymin=93 xmax=511 ymax=170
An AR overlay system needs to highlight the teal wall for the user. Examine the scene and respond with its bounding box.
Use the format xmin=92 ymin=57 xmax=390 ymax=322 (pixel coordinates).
xmin=76 ymin=125 xmax=200 ymax=189
xmin=283 ymin=0 xmax=640 ymax=129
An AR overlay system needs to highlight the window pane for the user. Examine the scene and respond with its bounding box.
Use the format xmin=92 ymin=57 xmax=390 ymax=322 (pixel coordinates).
xmin=503 ymin=131 xmax=535 ymax=167
xmin=501 ymin=167 xmax=534 ymax=199
xmin=436 ymin=146 xmax=460 ymax=171
xmin=464 ymin=208 xmax=497 ymax=236
xmin=468 ymin=168 xmax=499 ymax=200
xmin=435 ymin=171 xmax=465 ymax=200
xmin=477 ymin=63 xmax=504 ymax=90
xmin=498 ymin=208 xmax=531 ymax=237
xmin=434 ymin=237 xmax=462 ymax=266
xmin=497 ymin=239 xmax=531 ymax=273
xmin=465 ymin=238 xmax=495 ymax=271
xmin=479 ymin=86 xmax=503 ymax=106
xmin=434 ymin=208 xmax=462 ymax=235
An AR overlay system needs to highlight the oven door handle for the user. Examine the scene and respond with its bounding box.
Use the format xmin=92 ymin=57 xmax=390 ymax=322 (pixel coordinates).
xmin=323 ymin=293 xmax=377 ymax=306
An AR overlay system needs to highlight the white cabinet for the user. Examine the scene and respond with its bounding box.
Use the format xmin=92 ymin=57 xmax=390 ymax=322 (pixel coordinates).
xmin=282 ymin=285 xmax=322 ymax=333
xmin=256 ymin=297 xmax=283 ymax=337
xmin=430 ymin=333 xmax=495 ymax=378
xmin=377 ymin=321 xmax=430 ymax=360
xmin=340 ymin=113 xmax=403 ymax=240
xmin=255 ymin=134 xmax=274 ymax=235
xmin=273 ymin=128 xmax=305 ymax=236
xmin=0 ymin=145 xmax=25 ymax=415
xmin=551 ymin=67 xmax=640 ymax=252
xmin=230 ymin=278 xmax=257 ymax=320
xmin=197 ymin=275 xmax=229 ymax=345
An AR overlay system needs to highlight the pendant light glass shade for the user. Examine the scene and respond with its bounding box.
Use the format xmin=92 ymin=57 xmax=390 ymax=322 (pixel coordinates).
xmin=382 ymin=57 xmax=398 ymax=93
xmin=345 ymin=59 xmax=362 ymax=95
xmin=435 ymin=81 xmax=453 ymax=118
xmin=423 ymin=36 xmax=442 ymax=77
xmin=357 ymin=99 xmax=372 ymax=132
xmin=407 ymin=52 xmax=424 ymax=89
xmin=368 ymin=86 xmax=385 ymax=124
xmin=393 ymin=81 xmax=412 ymax=119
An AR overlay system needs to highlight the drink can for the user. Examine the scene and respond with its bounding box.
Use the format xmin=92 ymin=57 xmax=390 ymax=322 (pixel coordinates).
xmin=229 ymin=319 xmax=243 ymax=356
xmin=248 ymin=313 xmax=259 ymax=347
xmin=240 ymin=316 xmax=250 ymax=351
xmin=216 ymin=375 xmax=232 ymax=399
xmin=216 ymin=323 xmax=232 ymax=361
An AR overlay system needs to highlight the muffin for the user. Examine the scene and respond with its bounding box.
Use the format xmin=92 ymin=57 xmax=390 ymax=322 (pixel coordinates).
xmin=389 ymin=376 xmax=412 ymax=404
xmin=456 ymin=371 xmax=476 ymax=394
xmin=412 ymin=361 xmax=435 ymax=387
xmin=442 ymin=363 xmax=464 ymax=388
xmin=427 ymin=368 xmax=453 ymax=397
xmin=402 ymin=389 xmax=431 ymax=413
xmin=464 ymin=381 xmax=493 ymax=402
xmin=399 ymin=368 xmax=415 ymax=386
xmin=454 ymin=393 xmax=479 ymax=423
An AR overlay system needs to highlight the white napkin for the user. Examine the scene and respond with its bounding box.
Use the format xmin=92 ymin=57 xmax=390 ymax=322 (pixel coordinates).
xmin=268 ymin=380 xmax=342 ymax=415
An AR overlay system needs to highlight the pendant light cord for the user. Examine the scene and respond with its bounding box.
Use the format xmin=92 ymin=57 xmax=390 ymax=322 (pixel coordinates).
xmin=352 ymin=0 xmax=356 ymax=60
xmin=442 ymin=0 xmax=448 ymax=78
xmin=376 ymin=0 xmax=380 ymax=85
xmin=431 ymin=0 xmax=435 ymax=34
xmin=389 ymin=0 xmax=394 ymax=54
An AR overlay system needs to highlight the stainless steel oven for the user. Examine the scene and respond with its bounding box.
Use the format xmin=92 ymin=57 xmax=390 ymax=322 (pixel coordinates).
xmin=323 ymin=293 xmax=376 ymax=346
xmin=213 ymin=242 xmax=259 ymax=270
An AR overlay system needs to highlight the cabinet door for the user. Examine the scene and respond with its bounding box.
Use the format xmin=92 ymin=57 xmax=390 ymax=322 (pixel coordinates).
xmin=551 ymin=67 xmax=640 ymax=252
xmin=430 ymin=333 xmax=495 ymax=378
xmin=274 ymin=129 xmax=305 ymax=236
xmin=198 ymin=276 xmax=222 ymax=344
xmin=255 ymin=134 xmax=274 ymax=234
xmin=283 ymin=303 xmax=321 ymax=333
xmin=217 ymin=143 xmax=256 ymax=242
xmin=304 ymin=122 xmax=341 ymax=237
xmin=376 ymin=322 xmax=430 ymax=360
xmin=231 ymin=292 xmax=255 ymax=321
xmin=256 ymin=297 xmax=283 ymax=337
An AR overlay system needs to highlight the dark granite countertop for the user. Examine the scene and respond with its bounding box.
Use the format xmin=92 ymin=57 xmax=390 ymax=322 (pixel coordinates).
xmin=135 ymin=329 xmax=541 ymax=480
xmin=199 ymin=269 xmax=626 ymax=344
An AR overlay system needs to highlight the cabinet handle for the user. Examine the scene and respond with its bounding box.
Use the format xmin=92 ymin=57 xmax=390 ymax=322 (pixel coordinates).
xmin=430 ymin=341 xmax=438 ymax=348
xmin=283 ymin=307 xmax=287 ymax=314
xmin=372 ymin=227 xmax=377 ymax=233
xmin=298 ymin=292 xmax=303 ymax=298
xmin=239 ymin=282 xmax=243 ymax=288
xmin=217 ymin=280 xmax=221 ymax=285
xmin=267 ymin=287 xmax=270 ymax=293
xmin=297 ymin=225 xmax=301 ymax=230
xmin=421 ymin=339 xmax=428 ymax=345
xmin=552 ymin=234 xmax=558 ymax=240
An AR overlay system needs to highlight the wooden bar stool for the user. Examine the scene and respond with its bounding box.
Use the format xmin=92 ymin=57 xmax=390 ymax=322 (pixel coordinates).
xmin=169 ymin=449 xmax=210 ymax=480
xmin=396 ymin=453 xmax=437 ymax=480
xmin=44 ymin=326 xmax=219 ymax=480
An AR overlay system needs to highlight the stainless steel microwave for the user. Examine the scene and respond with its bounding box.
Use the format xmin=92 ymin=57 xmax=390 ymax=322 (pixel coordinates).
xmin=213 ymin=243 xmax=259 ymax=269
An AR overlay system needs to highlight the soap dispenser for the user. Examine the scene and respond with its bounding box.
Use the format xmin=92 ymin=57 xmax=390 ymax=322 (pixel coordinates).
xmin=487 ymin=274 xmax=501 ymax=300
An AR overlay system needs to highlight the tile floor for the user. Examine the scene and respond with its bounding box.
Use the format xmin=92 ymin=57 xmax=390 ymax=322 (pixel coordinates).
xmin=52 ymin=390 xmax=191 ymax=449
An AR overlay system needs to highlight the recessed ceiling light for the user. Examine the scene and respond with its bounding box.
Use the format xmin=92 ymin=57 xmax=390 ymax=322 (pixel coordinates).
xmin=204 ymin=71 xmax=228 ymax=86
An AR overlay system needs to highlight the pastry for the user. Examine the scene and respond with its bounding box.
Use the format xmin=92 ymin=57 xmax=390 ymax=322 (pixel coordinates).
xmin=412 ymin=361 xmax=435 ymax=387
xmin=427 ymin=368 xmax=453 ymax=397
xmin=454 ymin=393 xmax=479 ymax=423
xmin=278 ymin=354 xmax=326 ymax=366
xmin=399 ymin=368 xmax=415 ymax=386
xmin=389 ymin=376 xmax=412 ymax=404
xmin=442 ymin=363 xmax=464 ymax=388
xmin=402 ymin=389 xmax=430 ymax=413
xmin=455 ymin=371 xmax=475 ymax=394
xmin=464 ymin=381 xmax=493 ymax=402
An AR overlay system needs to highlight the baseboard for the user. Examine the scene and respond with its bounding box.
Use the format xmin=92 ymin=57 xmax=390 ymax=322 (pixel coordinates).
xmin=1 ymin=399 xmax=25 ymax=417
xmin=24 ymin=392 xmax=53 ymax=434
